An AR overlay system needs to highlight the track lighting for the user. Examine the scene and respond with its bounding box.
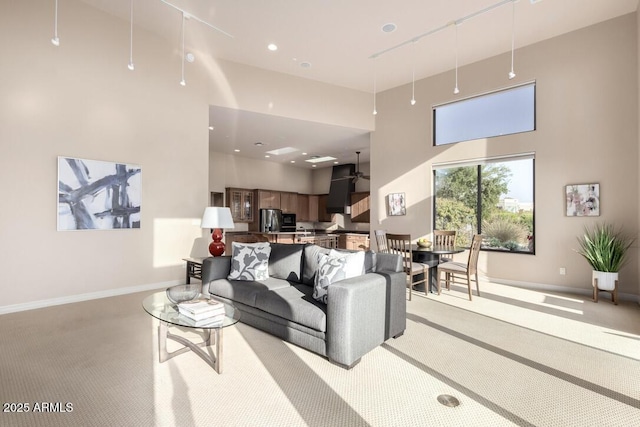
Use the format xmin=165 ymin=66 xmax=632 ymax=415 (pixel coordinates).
xmin=180 ymin=11 xmax=186 ymax=86
xmin=410 ymin=40 xmax=416 ymax=105
xmin=51 ymin=0 xmax=60 ymax=46
xmin=453 ymin=23 xmax=460 ymax=94
xmin=128 ymin=0 xmax=135 ymax=70
xmin=508 ymin=0 xmax=516 ymax=79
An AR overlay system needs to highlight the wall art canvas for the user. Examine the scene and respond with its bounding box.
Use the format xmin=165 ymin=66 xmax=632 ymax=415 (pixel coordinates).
xmin=388 ymin=193 xmax=406 ymax=216
xmin=58 ymin=156 xmax=141 ymax=230
xmin=565 ymin=183 xmax=599 ymax=217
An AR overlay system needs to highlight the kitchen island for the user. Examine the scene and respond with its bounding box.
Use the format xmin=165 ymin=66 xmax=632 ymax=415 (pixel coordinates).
xmin=225 ymin=231 xmax=341 ymax=249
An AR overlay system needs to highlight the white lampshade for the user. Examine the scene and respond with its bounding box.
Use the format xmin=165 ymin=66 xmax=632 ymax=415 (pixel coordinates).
xmin=201 ymin=207 xmax=235 ymax=229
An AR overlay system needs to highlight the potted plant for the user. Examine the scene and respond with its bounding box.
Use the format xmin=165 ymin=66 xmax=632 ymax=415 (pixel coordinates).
xmin=576 ymin=223 xmax=635 ymax=291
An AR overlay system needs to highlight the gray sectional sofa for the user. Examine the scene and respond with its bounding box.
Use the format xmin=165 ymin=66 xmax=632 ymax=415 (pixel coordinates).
xmin=201 ymin=243 xmax=407 ymax=369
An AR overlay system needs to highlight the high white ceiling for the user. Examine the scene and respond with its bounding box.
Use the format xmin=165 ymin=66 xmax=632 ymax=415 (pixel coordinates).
xmin=81 ymin=0 xmax=638 ymax=168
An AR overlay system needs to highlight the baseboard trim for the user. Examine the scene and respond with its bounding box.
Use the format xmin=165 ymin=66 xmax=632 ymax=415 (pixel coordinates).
xmin=0 ymin=280 xmax=185 ymax=315
xmin=484 ymin=275 xmax=639 ymax=303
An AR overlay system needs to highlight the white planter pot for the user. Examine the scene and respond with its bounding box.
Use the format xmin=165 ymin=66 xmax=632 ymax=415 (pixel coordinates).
xmin=592 ymin=270 xmax=618 ymax=291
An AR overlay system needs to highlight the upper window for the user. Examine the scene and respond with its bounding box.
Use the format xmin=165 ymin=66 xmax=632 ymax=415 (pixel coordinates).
xmin=433 ymin=82 xmax=536 ymax=146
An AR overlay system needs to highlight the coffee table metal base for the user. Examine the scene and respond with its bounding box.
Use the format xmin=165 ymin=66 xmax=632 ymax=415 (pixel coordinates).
xmin=158 ymin=321 xmax=224 ymax=373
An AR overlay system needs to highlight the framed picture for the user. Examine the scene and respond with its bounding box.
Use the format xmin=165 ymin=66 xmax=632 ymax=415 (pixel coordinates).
xmin=565 ymin=183 xmax=599 ymax=217
xmin=58 ymin=156 xmax=142 ymax=230
xmin=388 ymin=193 xmax=406 ymax=216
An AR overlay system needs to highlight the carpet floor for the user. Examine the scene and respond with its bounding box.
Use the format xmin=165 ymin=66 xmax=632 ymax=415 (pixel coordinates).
xmin=0 ymin=281 xmax=638 ymax=426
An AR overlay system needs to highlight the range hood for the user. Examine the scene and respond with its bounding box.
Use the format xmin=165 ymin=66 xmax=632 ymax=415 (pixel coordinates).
xmin=327 ymin=164 xmax=355 ymax=214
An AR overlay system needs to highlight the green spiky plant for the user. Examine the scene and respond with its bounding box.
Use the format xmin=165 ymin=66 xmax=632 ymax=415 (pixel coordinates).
xmin=576 ymin=223 xmax=635 ymax=272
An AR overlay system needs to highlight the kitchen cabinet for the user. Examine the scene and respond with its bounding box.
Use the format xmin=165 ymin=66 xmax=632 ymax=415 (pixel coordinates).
xmin=280 ymin=192 xmax=298 ymax=213
xmin=256 ymin=190 xmax=281 ymax=209
xmin=226 ymin=188 xmax=254 ymax=222
xmin=338 ymin=234 xmax=370 ymax=251
xmin=317 ymin=194 xmax=334 ymax=222
xmin=308 ymin=195 xmax=319 ymax=222
xmin=224 ymin=233 xmax=261 ymax=250
xmin=350 ymin=192 xmax=370 ymax=223
xmin=297 ymin=194 xmax=309 ymax=221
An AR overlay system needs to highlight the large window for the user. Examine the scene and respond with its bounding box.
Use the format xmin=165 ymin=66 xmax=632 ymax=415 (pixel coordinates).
xmin=433 ymin=82 xmax=536 ymax=146
xmin=433 ymin=155 xmax=535 ymax=254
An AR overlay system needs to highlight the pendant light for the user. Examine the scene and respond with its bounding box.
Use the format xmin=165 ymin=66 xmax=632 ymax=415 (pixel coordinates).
xmin=372 ymin=58 xmax=377 ymax=115
xmin=128 ymin=0 xmax=135 ymax=70
xmin=508 ymin=0 xmax=516 ymax=79
xmin=51 ymin=0 xmax=60 ymax=46
xmin=179 ymin=12 xmax=186 ymax=86
xmin=453 ymin=23 xmax=460 ymax=94
xmin=410 ymin=40 xmax=416 ymax=105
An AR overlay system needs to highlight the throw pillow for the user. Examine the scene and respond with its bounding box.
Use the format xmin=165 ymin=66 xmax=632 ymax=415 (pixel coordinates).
xmin=329 ymin=249 xmax=365 ymax=278
xmin=313 ymin=253 xmax=348 ymax=304
xmin=228 ymin=242 xmax=272 ymax=281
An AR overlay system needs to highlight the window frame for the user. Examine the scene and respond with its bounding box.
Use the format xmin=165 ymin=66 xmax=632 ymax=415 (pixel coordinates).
xmin=432 ymin=81 xmax=536 ymax=146
xmin=432 ymin=154 xmax=536 ymax=255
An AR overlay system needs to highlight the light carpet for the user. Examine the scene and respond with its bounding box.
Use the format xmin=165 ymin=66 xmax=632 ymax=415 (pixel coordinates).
xmin=0 ymin=281 xmax=639 ymax=427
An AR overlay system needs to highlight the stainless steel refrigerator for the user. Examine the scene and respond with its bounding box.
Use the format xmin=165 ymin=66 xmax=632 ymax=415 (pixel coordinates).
xmin=259 ymin=208 xmax=282 ymax=232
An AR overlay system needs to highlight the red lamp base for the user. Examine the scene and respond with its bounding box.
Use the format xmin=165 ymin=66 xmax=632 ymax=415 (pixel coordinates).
xmin=208 ymin=228 xmax=226 ymax=256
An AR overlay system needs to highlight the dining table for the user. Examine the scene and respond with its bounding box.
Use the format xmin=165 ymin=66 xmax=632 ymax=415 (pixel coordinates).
xmin=411 ymin=245 xmax=466 ymax=293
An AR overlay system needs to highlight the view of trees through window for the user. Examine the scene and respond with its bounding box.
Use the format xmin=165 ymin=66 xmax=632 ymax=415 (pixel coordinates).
xmin=434 ymin=158 xmax=534 ymax=254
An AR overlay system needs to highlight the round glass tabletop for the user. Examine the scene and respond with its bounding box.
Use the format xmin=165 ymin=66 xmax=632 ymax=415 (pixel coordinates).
xmin=142 ymin=291 xmax=241 ymax=329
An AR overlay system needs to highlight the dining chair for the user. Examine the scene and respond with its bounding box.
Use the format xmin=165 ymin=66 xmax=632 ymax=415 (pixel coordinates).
xmin=374 ymin=230 xmax=389 ymax=253
xmin=386 ymin=233 xmax=429 ymax=301
xmin=433 ymin=230 xmax=457 ymax=262
xmin=436 ymin=234 xmax=483 ymax=301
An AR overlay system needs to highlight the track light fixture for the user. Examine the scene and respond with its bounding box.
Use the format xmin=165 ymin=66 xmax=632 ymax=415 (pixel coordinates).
xmin=51 ymin=0 xmax=60 ymax=46
xmin=410 ymin=40 xmax=416 ymax=105
xmin=372 ymin=65 xmax=378 ymax=115
xmin=453 ymin=23 xmax=460 ymax=95
xmin=180 ymin=11 xmax=186 ymax=86
xmin=508 ymin=0 xmax=516 ymax=79
xmin=128 ymin=0 xmax=135 ymax=70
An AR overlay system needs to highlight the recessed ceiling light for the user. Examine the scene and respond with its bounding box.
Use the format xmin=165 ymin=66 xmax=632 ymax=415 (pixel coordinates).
xmin=334 ymin=161 xmax=339 ymax=164
xmin=312 ymin=165 xmax=317 ymax=168
xmin=255 ymin=142 xmax=264 ymax=147
xmin=268 ymin=43 xmax=278 ymax=51
xmin=234 ymin=149 xmax=240 ymax=152
xmin=208 ymin=126 xmax=214 ymax=130
xmin=265 ymin=155 xmax=270 ymax=158
xmin=290 ymin=160 xmax=295 ymax=163
xmin=185 ymin=52 xmax=195 ymax=63
xmin=300 ymin=62 xmax=311 ymax=69
xmin=302 ymin=152 xmax=308 ymax=155
xmin=381 ymin=23 xmax=397 ymax=33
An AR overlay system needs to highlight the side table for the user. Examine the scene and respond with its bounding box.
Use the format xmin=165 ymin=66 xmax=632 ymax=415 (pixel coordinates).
xmin=183 ymin=257 xmax=207 ymax=284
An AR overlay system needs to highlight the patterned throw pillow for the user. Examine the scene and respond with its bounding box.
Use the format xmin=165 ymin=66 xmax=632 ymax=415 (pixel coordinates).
xmin=227 ymin=242 xmax=272 ymax=281
xmin=313 ymin=253 xmax=348 ymax=304
xmin=329 ymin=249 xmax=365 ymax=278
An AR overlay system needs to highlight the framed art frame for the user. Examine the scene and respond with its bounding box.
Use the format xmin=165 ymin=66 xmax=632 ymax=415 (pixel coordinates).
xmin=58 ymin=156 xmax=142 ymax=230
xmin=565 ymin=183 xmax=599 ymax=217
xmin=388 ymin=192 xmax=406 ymax=216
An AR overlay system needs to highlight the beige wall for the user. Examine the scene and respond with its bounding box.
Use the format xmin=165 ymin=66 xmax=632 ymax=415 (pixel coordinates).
xmin=0 ymin=0 xmax=372 ymax=312
xmin=372 ymin=14 xmax=639 ymax=297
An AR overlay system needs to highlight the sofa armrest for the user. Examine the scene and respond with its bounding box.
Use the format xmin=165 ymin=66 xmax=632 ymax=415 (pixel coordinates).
xmin=326 ymin=273 xmax=389 ymax=367
xmin=201 ymin=256 xmax=231 ymax=283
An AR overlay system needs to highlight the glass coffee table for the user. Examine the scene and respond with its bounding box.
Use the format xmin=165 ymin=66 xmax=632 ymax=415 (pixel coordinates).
xmin=142 ymin=291 xmax=240 ymax=374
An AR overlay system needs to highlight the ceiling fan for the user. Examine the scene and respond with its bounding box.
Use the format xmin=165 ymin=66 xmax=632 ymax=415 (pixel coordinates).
xmin=332 ymin=151 xmax=370 ymax=183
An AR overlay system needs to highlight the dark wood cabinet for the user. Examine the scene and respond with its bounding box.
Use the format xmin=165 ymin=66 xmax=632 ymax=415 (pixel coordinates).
xmin=350 ymin=192 xmax=370 ymax=223
xmin=280 ymin=192 xmax=298 ymax=213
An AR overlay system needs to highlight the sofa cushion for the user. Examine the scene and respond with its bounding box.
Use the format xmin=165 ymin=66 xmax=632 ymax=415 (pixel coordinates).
xmin=330 ymin=248 xmax=377 ymax=273
xmin=313 ymin=253 xmax=348 ymax=304
xmin=254 ymin=284 xmax=327 ymax=332
xmin=208 ymin=277 xmax=291 ymax=308
xmin=329 ymin=249 xmax=365 ymax=278
xmin=302 ymin=244 xmax=331 ymax=285
xmin=228 ymin=242 xmax=271 ymax=281
xmin=268 ymin=243 xmax=305 ymax=282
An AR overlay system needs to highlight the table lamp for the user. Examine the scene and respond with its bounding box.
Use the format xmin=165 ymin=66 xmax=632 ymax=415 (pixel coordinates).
xmin=201 ymin=207 xmax=235 ymax=256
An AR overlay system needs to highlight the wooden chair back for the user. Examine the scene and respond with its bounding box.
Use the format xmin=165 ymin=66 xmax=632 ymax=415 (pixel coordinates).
xmin=385 ymin=233 xmax=428 ymax=300
xmin=434 ymin=230 xmax=457 ymax=246
xmin=374 ymin=230 xmax=389 ymax=253
xmin=467 ymin=234 xmax=483 ymax=275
